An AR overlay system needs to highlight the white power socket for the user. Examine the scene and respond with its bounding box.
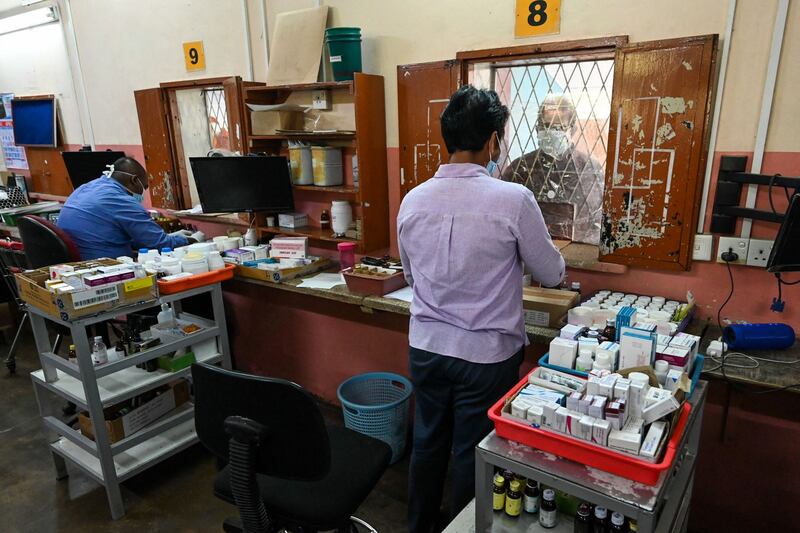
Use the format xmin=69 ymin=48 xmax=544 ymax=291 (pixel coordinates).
xmin=692 ymin=234 xmax=713 ymax=261
xmin=746 ymin=238 xmax=774 ymax=267
xmin=717 ymin=237 xmax=749 ymax=264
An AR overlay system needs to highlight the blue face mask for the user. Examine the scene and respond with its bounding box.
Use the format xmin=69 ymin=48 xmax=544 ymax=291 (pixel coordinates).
xmin=486 ymin=159 xmax=498 ymax=176
xmin=132 ymin=192 xmax=145 ymax=203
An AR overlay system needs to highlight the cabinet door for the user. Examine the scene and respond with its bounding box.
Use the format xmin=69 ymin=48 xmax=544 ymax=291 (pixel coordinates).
xmin=223 ymin=77 xmax=261 ymax=154
xmin=397 ymin=60 xmax=461 ymax=198
xmin=134 ymin=88 xmax=182 ymax=209
xmin=600 ymin=35 xmax=718 ymax=270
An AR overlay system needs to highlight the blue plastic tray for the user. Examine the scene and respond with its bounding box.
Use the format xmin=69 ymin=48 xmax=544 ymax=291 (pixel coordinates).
xmin=538 ymin=353 xmax=705 ymax=398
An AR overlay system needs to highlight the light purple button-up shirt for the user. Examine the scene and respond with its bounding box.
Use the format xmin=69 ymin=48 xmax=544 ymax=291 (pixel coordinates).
xmin=398 ymin=163 xmax=565 ymax=364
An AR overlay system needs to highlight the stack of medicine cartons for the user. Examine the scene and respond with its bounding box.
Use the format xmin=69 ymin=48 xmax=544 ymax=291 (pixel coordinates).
xmin=508 ymin=365 xmax=685 ymax=460
xmin=550 ymin=306 xmax=700 ymax=381
xmin=16 ymin=259 xmax=157 ymax=322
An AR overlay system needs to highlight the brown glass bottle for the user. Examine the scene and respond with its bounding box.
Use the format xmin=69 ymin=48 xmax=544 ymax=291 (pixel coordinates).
xmin=574 ymin=502 xmax=592 ymax=533
xmin=320 ymin=209 xmax=331 ymax=230
xmin=539 ymin=489 xmax=558 ymax=528
xmin=68 ymin=344 xmax=77 ymax=364
xmin=505 ymin=480 xmax=522 ymax=518
xmin=492 ymin=473 xmax=506 ymax=512
xmin=523 ymin=479 xmax=540 ymax=514
xmin=601 ymin=318 xmax=617 ymax=343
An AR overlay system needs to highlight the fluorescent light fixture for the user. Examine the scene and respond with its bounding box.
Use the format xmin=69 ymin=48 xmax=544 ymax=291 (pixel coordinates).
xmin=0 ymin=5 xmax=59 ymax=36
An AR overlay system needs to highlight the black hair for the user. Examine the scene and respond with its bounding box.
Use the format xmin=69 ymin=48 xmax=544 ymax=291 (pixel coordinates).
xmin=113 ymin=157 xmax=146 ymax=178
xmin=440 ymin=85 xmax=509 ymax=154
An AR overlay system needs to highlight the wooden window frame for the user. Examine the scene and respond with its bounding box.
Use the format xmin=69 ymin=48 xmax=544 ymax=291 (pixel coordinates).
xmin=455 ymin=37 xmax=629 ymax=273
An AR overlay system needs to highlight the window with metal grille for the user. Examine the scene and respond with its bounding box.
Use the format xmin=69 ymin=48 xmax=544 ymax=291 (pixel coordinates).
xmin=471 ymin=59 xmax=614 ymax=245
xmin=203 ymin=88 xmax=231 ymax=151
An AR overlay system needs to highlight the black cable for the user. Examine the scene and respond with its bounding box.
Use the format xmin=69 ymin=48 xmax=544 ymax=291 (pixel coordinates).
xmin=768 ymin=173 xmax=779 ymax=215
xmin=717 ymin=257 xmax=737 ymax=386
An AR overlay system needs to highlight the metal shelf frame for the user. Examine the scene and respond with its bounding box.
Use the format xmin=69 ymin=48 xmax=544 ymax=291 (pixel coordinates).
xmin=29 ymin=282 xmax=232 ymax=520
xmin=472 ymin=382 xmax=707 ymax=533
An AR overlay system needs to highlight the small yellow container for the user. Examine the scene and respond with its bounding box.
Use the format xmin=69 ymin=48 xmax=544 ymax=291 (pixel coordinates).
xmin=289 ymin=146 xmax=313 ymax=185
xmin=311 ymin=146 xmax=344 ymax=186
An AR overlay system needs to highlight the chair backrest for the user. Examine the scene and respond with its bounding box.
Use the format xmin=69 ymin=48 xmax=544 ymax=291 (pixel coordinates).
xmin=17 ymin=215 xmax=81 ymax=268
xmin=192 ymin=362 xmax=332 ymax=481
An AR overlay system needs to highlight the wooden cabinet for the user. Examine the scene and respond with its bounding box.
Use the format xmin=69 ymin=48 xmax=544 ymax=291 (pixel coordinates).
xmin=243 ymin=74 xmax=389 ymax=254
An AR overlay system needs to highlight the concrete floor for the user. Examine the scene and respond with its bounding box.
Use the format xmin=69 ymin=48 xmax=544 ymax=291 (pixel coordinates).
xmin=0 ymin=329 xmax=410 ymax=533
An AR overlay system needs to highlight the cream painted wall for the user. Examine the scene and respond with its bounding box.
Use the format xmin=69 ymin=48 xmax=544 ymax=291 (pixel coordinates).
xmin=0 ymin=21 xmax=84 ymax=143
xmin=319 ymin=0 xmax=798 ymax=151
xmin=68 ymin=0 xmax=251 ymax=145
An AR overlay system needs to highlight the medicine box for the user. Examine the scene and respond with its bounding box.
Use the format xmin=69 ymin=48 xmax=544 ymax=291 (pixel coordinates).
xmin=526 ymin=403 xmax=544 ymax=426
xmin=278 ymin=212 xmax=309 ymax=229
xmin=597 ymin=341 xmax=620 ymax=370
xmin=613 ymin=378 xmax=631 ymax=402
xmin=592 ymin=418 xmax=611 ymax=446
xmin=578 ymin=415 xmax=595 ymax=441
xmin=578 ymin=394 xmax=594 ymax=415
xmin=549 ymin=337 xmax=578 ymax=368
xmin=640 ymin=421 xmax=667 ymax=458
xmin=241 ymin=245 xmax=269 ymax=260
xmin=223 ymin=249 xmax=256 ymax=264
xmin=598 ymin=374 xmax=619 ymax=398
xmin=656 ymin=346 xmax=691 ymax=370
xmin=578 ymin=337 xmax=600 ymax=356
xmin=269 ymin=237 xmax=309 ymax=259
xmin=555 ymin=407 xmax=569 ymax=433
xmin=518 ymin=384 xmax=566 ymax=406
xmin=642 ymin=394 xmax=680 ymax=424
xmin=645 ymin=387 xmax=673 ymax=407
xmin=619 ymin=327 xmax=656 ymax=369
xmin=567 ymin=391 xmax=582 ymax=412
xmin=567 ymin=411 xmax=582 ymax=437
xmin=589 ymin=396 xmax=607 ymax=419
xmin=608 ymin=428 xmax=642 ymax=454
xmin=664 ymin=369 xmax=683 ymax=392
xmin=542 ymin=402 xmax=559 ymax=429
xmin=559 ymin=324 xmax=585 ymax=340
xmin=628 ymin=380 xmax=647 ymax=419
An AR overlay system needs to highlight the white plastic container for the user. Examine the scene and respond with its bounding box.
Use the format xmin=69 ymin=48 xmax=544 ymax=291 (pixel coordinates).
xmin=162 ymin=257 xmax=181 ymax=276
xmin=207 ymin=251 xmax=226 ymax=271
xmin=575 ymin=350 xmax=594 ymax=372
xmin=331 ymin=200 xmax=352 ymax=236
xmin=91 ymin=336 xmax=108 ymax=365
xmin=157 ymin=303 xmax=177 ymax=328
xmin=181 ymin=253 xmax=209 ymax=274
xmin=312 ymin=146 xmax=344 ymax=186
xmin=213 ymin=236 xmax=228 ymax=252
xmin=188 ymin=242 xmax=215 ymax=256
xmin=654 ymin=360 xmax=669 ymax=385
xmin=594 ymin=352 xmax=613 ymax=372
xmin=289 ymin=145 xmax=314 ymax=185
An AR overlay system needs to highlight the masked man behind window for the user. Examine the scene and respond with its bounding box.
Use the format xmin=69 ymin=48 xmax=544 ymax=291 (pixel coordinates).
xmin=501 ymin=94 xmax=604 ymax=244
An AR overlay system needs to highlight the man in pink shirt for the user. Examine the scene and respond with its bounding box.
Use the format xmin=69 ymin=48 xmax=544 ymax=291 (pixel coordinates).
xmin=398 ymin=85 xmax=565 ymax=532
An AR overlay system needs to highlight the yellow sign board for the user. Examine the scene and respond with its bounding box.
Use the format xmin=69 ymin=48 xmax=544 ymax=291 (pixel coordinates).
xmin=124 ymin=276 xmax=154 ymax=294
xmin=515 ymin=0 xmax=561 ymax=38
xmin=183 ymin=41 xmax=206 ymax=71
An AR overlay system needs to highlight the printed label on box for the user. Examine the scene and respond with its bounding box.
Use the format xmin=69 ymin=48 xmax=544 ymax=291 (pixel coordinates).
xmin=124 ymin=276 xmax=153 ymax=293
xmin=330 ymin=55 xmax=342 ymax=63
xmin=71 ymin=285 xmax=119 ymax=310
xmin=525 ymin=309 xmax=550 ymax=326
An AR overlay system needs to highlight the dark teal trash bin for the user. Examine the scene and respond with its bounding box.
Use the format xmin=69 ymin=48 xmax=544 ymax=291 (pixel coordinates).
xmin=325 ymin=27 xmax=362 ymax=81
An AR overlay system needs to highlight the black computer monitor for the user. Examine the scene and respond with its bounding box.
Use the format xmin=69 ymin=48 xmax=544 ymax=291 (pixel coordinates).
xmin=62 ymin=150 xmax=126 ymax=189
xmin=189 ymin=155 xmax=294 ymax=213
xmin=11 ymin=97 xmax=57 ymax=147
xmin=767 ymin=193 xmax=800 ymax=273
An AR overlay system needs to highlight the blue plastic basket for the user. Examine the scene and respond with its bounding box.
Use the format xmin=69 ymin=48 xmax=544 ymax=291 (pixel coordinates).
xmin=337 ymin=372 xmax=413 ymax=463
xmin=538 ymin=353 xmax=705 ymax=398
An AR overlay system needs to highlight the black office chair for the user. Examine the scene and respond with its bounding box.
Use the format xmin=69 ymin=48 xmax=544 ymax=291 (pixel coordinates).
xmin=192 ymin=362 xmax=392 ymax=533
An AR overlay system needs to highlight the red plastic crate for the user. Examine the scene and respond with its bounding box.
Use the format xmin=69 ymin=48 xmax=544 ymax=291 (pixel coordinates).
xmin=488 ymin=372 xmax=691 ymax=486
xmin=157 ymin=264 xmax=235 ymax=295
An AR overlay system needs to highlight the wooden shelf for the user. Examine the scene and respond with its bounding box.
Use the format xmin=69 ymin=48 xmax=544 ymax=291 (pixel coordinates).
xmin=293 ymin=185 xmax=359 ymax=196
xmin=259 ymin=225 xmax=358 ymax=244
xmin=246 ymin=81 xmax=352 ymax=94
xmin=249 ymin=132 xmax=356 ymax=141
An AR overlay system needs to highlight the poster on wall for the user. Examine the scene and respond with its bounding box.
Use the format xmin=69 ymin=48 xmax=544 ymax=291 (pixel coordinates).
xmin=0 ymin=93 xmax=29 ymax=170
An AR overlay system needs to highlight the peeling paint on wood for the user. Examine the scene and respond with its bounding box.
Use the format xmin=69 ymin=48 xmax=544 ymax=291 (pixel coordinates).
xmin=660 ymin=97 xmax=687 ymax=115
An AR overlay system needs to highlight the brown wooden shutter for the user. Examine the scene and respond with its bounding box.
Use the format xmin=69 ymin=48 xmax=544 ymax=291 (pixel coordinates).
xmin=134 ymin=88 xmax=182 ymax=209
xmin=397 ymin=60 xmax=461 ymax=198
xmin=600 ymin=35 xmax=718 ymax=270
xmin=223 ymin=77 xmax=261 ymax=154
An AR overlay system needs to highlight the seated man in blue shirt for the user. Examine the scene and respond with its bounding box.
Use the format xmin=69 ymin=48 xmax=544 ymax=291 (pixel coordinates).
xmin=58 ymin=157 xmax=193 ymax=259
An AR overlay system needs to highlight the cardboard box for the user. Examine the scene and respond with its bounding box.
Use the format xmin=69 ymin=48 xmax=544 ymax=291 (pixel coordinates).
xmin=549 ymin=337 xmax=578 ymax=368
xmin=250 ymin=107 xmax=305 ymax=135
xmin=234 ymin=257 xmax=330 ymax=284
xmin=269 ymin=237 xmax=309 ymax=259
xmin=278 ymin=212 xmax=309 ymax=229
xmin=592 ymin=418 xmax=611 ymax=446
xmin=79 ymin=380 xmax=190 ymax=443
xmin=523 ymin=287 xmax=580 ymax=328
xmin=17 ymin=259 xmax=157 ymax=322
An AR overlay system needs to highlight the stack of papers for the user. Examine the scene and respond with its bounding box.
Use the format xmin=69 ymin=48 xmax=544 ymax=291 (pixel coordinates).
xmin=384 ymin=286 xmax=413 ymax=303
xmin=297 ymin=273 xmax=346 ymax=290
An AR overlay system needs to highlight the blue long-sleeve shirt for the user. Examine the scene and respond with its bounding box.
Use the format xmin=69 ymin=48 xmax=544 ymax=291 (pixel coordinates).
xmin=58 ymin=176 xmax=188 ymax=260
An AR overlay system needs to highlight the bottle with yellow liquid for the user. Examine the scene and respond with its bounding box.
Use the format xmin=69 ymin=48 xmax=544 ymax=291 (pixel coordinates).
xmin=505 ymin=480 xmax=522 ymax=518
xmin=492 ymin=473 xmax=506 ymax=511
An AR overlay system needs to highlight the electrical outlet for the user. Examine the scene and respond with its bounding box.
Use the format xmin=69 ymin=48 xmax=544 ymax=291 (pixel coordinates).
xmin=746 ymin=238 xmax=774 ymax=267
xmin=311 ymin=90 xmax=330 ymax=110
xmin=717 ymin=237 xmax=749 ymax=265
xmin=692 ymin=234 xmax=713 ymax=261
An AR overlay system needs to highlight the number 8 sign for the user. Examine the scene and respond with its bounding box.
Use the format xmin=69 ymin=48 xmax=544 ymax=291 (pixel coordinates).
xmin=515 ymin=0 xmax=561 ymax=38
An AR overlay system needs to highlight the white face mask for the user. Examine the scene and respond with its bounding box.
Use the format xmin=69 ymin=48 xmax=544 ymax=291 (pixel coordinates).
xmin=537 ymin=130 xmax=570 ymax=157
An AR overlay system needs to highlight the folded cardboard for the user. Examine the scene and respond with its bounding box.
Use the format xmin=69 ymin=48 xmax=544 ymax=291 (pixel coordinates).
xmin=250 ymin=105 xmax=305 ymax=135
xmin=523 ymin=287 xmax=580 ymax=328
xmin=79 ymin=380 xmax=190 ymax=443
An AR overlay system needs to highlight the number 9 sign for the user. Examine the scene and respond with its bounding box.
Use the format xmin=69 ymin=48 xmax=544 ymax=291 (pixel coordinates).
xmin=515 ymin=0 xmax=561 ymax=38
xmin=183 ymin=41 xmax=206 ymax=72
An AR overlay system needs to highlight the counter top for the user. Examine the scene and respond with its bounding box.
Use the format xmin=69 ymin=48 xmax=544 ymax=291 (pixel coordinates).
xmin=698 ymin=323 xmax=800 ymax=393
xmin=232 ymin=272 xmax=561 ymax=344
